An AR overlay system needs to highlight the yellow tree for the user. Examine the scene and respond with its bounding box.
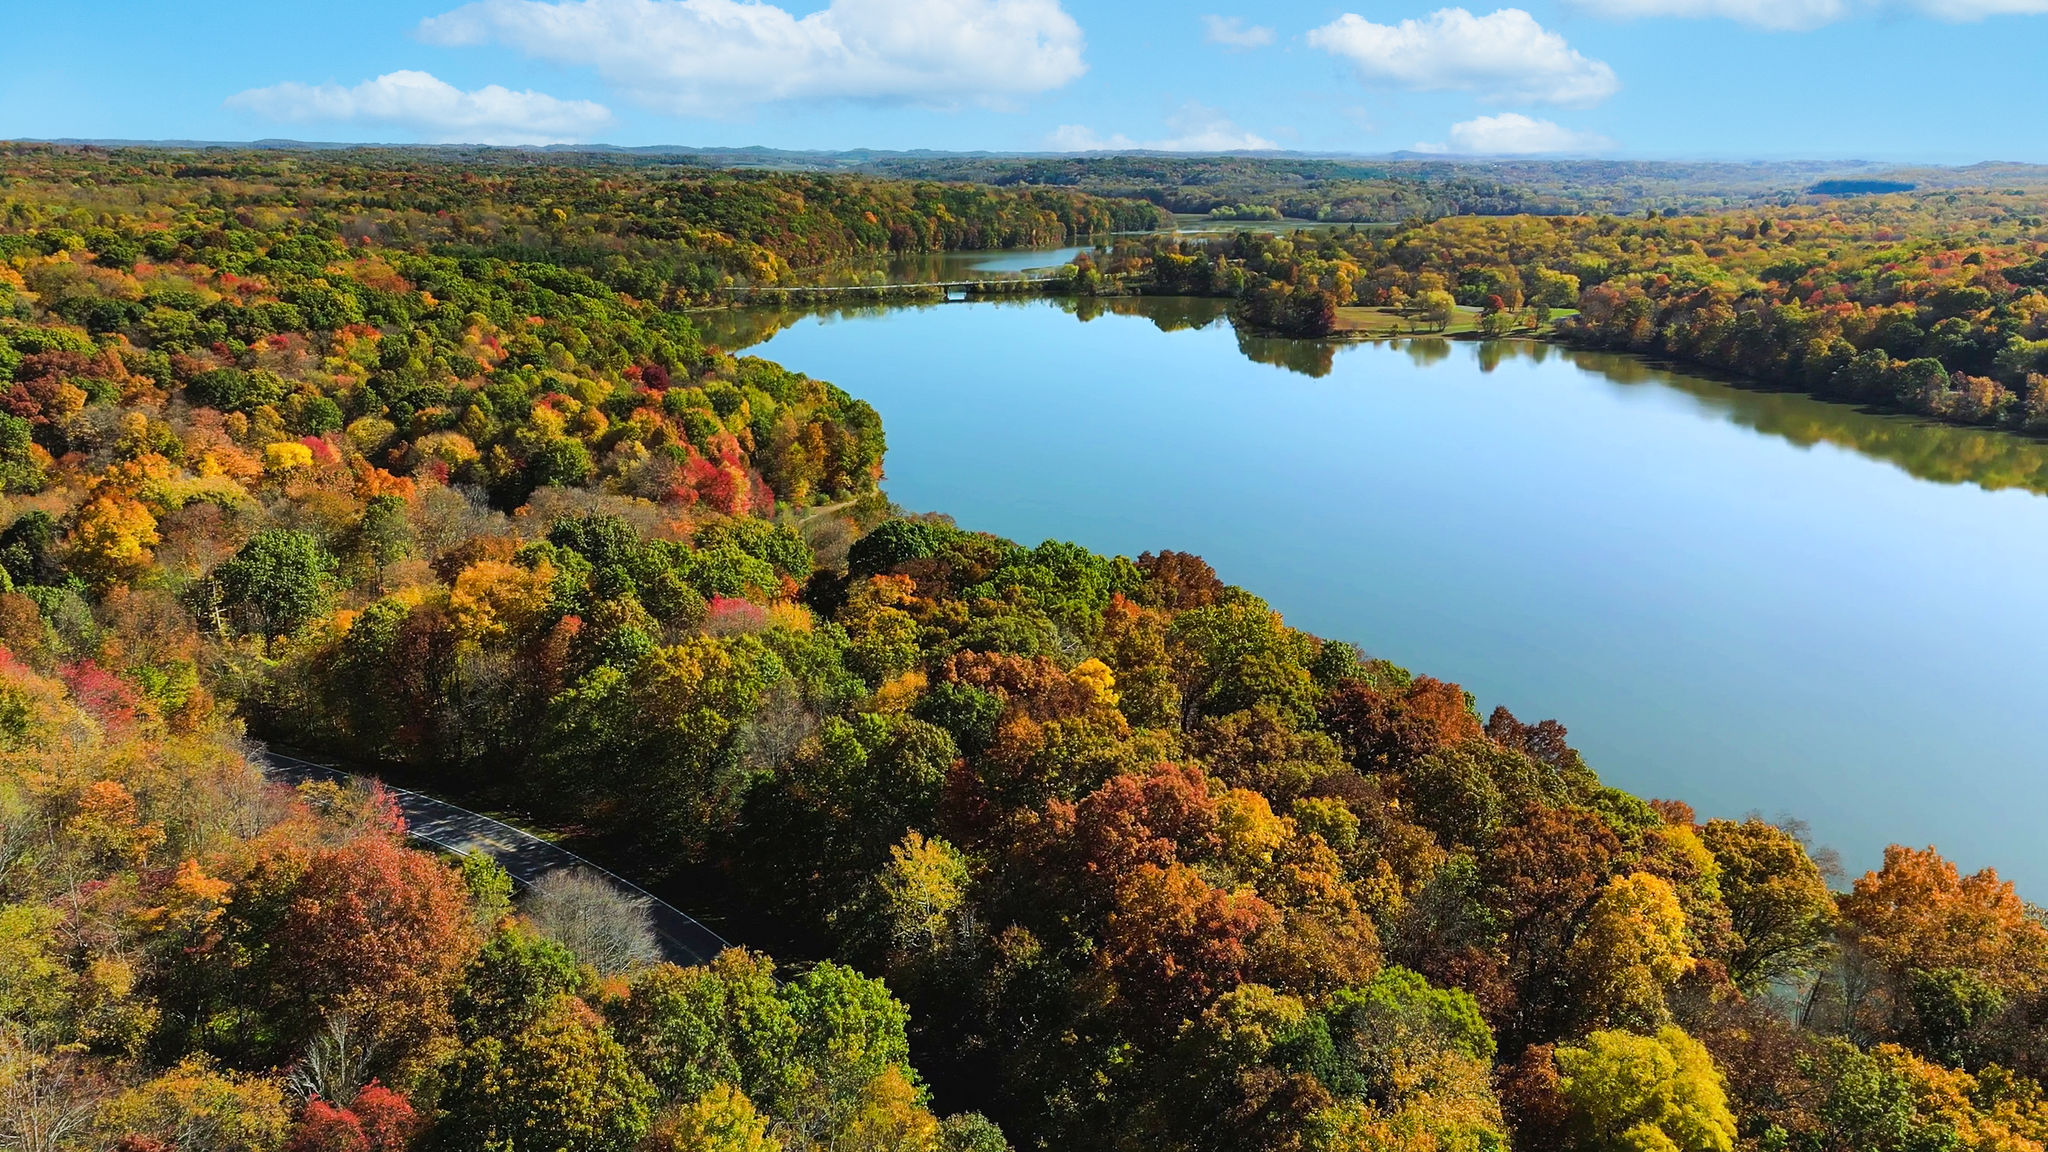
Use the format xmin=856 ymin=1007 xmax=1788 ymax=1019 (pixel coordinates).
xmin=1555 ymin=1027 xmax=1736 ymax=1152
xmin=837 ymin=1066 xmax=942 ymax=1152
xmin=61 ymin=495 xmax=159 ymax=588
xmin=99 ymin=1057 xmax=290 ymax=1152
xmin=873 ymin=832 xmax=969 ymax=956
xmin=651 ymin=1084 xmax=782 ymax=1152
xmin=449 ymin=559 xmax=557 ymax=643
xmin=1567 ymin=874 xmax=1694 ymax=1033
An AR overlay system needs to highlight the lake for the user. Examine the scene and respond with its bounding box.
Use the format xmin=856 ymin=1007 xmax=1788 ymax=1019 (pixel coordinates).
xmin=788 ymin=245 xmax=1099 ymax=287
xmin=704 ymin=294 xmax=2048 ymax=895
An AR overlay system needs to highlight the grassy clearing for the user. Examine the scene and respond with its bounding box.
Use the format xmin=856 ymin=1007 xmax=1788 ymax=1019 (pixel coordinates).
xmin=1330 ymin=305 xmax=1579 ymax=338
xmin=1332 ymin=304 xmax=1484 ymax=336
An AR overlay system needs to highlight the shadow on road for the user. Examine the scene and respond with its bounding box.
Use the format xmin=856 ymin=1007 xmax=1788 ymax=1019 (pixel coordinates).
xmin=258 ymin=748 xmax=729 ymax=967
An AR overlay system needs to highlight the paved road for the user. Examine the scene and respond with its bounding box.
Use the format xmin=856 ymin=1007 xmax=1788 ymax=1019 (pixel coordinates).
xmin=258 ymin=749 xmax=730 ymax=967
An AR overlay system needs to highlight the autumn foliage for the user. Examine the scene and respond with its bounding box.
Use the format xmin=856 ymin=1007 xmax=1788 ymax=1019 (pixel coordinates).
xmin=0 ymin=146 xmax=2041 ymax=1152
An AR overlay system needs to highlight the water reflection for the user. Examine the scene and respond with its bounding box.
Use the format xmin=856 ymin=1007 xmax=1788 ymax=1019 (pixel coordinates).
xmin=1405 ymin=338 xmax=1455 ymax=368
xmin=1549 ymin=346 xmax=2048 ymax=496
xmin=699 ymin=295 xmax=2048 ymax=497
xmin=1407 ymin=338 xmax=2048 ymax=495
xmin=1062 ymin=295 xmax=1233 ymax=333
xmin=788 ymin=245 xmax=1101 ymax=288
xmin=1237 ymin=333 xmax=1338 ymax=377
xmin=690 ymin=302 xmax=939 ymax=352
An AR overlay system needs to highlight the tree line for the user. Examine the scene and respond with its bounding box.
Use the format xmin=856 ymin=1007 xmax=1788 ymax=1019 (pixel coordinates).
xmin=1083 ymin=194 xmax=2048 ymax=437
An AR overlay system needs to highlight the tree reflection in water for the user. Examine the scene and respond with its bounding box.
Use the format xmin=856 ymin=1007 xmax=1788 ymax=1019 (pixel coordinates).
xmin=705 ymin=295 xmax=2048 ymax=497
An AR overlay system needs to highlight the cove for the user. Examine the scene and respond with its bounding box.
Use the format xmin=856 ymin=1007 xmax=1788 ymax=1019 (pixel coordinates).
xmin=707 ymin=295 xmax=2048 ymax=894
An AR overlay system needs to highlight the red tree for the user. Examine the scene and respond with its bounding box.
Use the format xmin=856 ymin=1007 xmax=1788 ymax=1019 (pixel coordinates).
xmin=274 ymin=834 xmax=477 ymax=1060
xmin=285 ymin=1084 xmax=418 ymax=1152
xmin=1103 ymin=862 xmax=1278 ymax=1020
xmin=1071 ymin=763 xmax=1221 ymax=882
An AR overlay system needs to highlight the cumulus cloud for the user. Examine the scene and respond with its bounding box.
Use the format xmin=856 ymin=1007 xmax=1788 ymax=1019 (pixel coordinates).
xmin=226 ymin=70 xmax=612 ymax=144
xmin=1202 ymin=14 xmax=1276 ymax=47
xmin=419 ymin=0 xmax=1087 ymax=115
xmin=1050 ymin=105 xmax=1277 ymax=152
xmin=1048 ymin=125 xmax=1136 ymax=150
xmin=1307 ymin=8 xmax=1618 ymax=106
xmin=1414 ymin=113 xmax=1615 ymax=154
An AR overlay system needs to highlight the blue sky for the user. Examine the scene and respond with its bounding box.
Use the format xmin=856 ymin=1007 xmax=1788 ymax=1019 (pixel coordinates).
xmin=4 ymin=0 xmax=2045 ymax=161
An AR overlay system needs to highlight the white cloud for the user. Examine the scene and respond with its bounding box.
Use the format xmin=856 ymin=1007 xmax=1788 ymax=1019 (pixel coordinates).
xmin=1049 ymin=125 xmax=1135 ymax=150
xmin=1050 ymin=105 xmax=1277 ymax=152
xmin=420 ymin=0 xmax=1087 ymax=115
xmin=226 ymin=70 xmax=612 ymax=144
xmin=1307 ymin=8 xmax=1619 ymax=106
xmin=1414 ymin=113 xmax=1615 ymax=154
xmin=1202 ymin=14 xmax=1275 ymax=47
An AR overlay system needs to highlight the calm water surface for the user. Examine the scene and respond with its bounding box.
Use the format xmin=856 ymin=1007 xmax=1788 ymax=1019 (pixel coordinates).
xmin=709 ymin=296 xmax=2048 ymax=893
xmin=792 ymin=246 xmax=1098 ymax=287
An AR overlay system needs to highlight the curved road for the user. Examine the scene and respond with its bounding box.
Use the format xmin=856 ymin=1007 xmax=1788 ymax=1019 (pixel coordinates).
xmin=258 ymin=749 xmax=730 ymax=967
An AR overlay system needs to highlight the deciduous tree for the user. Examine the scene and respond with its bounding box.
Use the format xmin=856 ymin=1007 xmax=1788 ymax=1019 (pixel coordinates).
xmin=1555 ymin=1027 xmax=1736 ymax=1152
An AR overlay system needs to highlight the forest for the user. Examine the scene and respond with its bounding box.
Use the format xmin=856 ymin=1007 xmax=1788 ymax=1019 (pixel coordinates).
xmin=1086 ymin=190 xmax=2048 ymax=434
xmin=0 ymin=143 xmax=2044 ymax=1152
xmin=838 ymin=154 xmax=2048 ymax=219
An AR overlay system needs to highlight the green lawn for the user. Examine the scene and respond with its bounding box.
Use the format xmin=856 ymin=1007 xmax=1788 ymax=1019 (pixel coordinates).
xmin=1332 ymin=304 xmax=1484 ymax=336
xmin=1331 ymin=304 xmax=1572 ymax=338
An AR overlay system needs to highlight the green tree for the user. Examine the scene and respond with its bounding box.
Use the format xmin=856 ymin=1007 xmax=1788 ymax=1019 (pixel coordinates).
xmin=186 ymin=367 xmax=285 ymax=414
xmin=460 ymin=853 xmax=515 ymax=933
xmin=351 ymin=494 xmax=415 ymax=568
xmin=438 ymin=993 xmax=655 ymax=1152
xmin=848 ymin=519 xmax=959 ymax=576
xmin=539 ymin=635 xmax=784 ymax=857
xmin=1797 ymin=1040 xmax=1940 ymax=1152
xmin=1699 ymin=819 xmax=1835 ymax=992
xmin=605 ymin=951 xmax=799 ymax=1109
xmin=0 ymin=511 xmax=59 ymax=587
xmin=455 ymin=927 xmax=589 ymax=1038
xmin=784 ymin=961 xmax=913 ymax=1071
xmin=1322 ymin=966 xmax=1497 ymax=1103
xmin=1530 ymin=268 xmax=1582 ymax=309
xmin=214 ymin=529 xmax=338 ymax=636
xmin=939 ymin=1113 xmax=1010 ymax=1152
xmin=526 ymin=437 xmax=595 ymax=492
xmin=0 ymin=415 xmax=47 ymax=495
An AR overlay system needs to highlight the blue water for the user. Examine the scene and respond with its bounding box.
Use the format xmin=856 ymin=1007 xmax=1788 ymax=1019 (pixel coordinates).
xmin=737 ymin=298 xmax=2048 ymax=894
xmin=957 ymin=246 xmax=1093 ymax=273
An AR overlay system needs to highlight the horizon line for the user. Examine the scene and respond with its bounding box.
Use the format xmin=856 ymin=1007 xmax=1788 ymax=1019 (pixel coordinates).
xmin=6 ymin=137 xmax=2047 ymax=169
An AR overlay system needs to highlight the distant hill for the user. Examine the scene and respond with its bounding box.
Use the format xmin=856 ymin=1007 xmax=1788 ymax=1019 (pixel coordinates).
xmin=12 ymin=137 xmax=2048 ymax=219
